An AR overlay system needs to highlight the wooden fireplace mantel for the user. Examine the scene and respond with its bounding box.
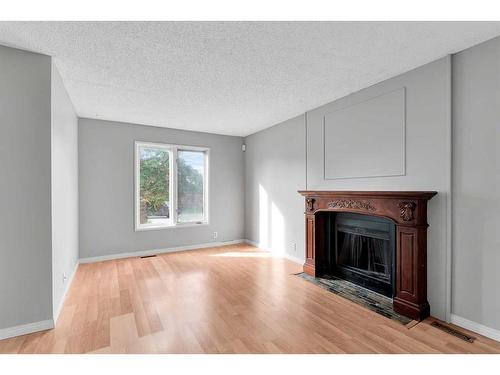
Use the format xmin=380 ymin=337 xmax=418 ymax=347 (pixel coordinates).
xmin=298 ymin=190 xmax=437 ymax=321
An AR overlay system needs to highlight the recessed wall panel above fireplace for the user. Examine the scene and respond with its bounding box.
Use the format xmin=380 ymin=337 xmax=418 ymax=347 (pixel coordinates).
xmin=323 ymin=88 xmax=406 ymax=180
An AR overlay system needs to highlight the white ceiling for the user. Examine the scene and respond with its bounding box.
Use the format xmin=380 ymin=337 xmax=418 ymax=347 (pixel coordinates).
xmin=1 ymin=22 xmax=500 ymax=136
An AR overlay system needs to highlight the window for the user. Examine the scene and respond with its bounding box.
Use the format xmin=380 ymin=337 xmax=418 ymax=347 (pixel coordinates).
xmin=135 ymin=141 xmax=208 ymax=230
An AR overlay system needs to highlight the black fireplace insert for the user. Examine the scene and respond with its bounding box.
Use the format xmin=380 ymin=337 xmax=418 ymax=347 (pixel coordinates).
xmin=325 ymin=212 xmax=396 ymax=297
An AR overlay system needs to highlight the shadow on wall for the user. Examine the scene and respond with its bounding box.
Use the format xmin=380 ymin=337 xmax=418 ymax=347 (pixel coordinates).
xmin=258 ymin=184 xmax=285 ymax=256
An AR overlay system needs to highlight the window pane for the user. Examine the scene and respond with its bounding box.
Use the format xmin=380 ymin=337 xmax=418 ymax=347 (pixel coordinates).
xmin=177 ymin=150 xmax=205 ymax=223
xmin=139 ymin=146 xmax=170 ymax=226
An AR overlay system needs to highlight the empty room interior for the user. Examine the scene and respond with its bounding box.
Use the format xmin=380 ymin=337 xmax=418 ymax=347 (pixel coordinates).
xmin=1 ymin=20 xmax=500 ymax=356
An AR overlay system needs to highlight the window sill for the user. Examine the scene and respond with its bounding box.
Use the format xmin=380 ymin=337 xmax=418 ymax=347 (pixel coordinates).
xmin=135 ymin=222 xmax=209 ymax=232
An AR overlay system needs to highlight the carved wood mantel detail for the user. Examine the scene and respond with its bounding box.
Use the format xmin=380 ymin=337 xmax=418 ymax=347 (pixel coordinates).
xmin=328 ymin=199 xmax=376 ymax=211
xmin=299 ymin=190 xmax=437 ymax=321
xmin=398 ymin=201 xmax=416 ymax=221
xmin=305 ymin=197 xmax=315 ymax=212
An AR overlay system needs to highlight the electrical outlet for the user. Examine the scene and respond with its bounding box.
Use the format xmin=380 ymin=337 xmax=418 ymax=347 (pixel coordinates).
xmin=213 ymin=231 xmax=218 ymax=240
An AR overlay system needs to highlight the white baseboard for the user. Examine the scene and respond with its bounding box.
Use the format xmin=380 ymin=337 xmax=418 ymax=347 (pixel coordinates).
xmin=451 ymin=314 xmax=500 ymax=342
xmin=0 ymin=319 xmax=54 ymax=341
xmin=244 ymin=239 xmax=304 ymax=265
xmin=244 ymin=239 xmax=259 ymax=247
xmin=53 ymin=261 xmax=79 ymax=324
xmin=283 ymin=253 xmax=304 ymax=265
xmin=79 ymin=239 xmax=246 ymax=264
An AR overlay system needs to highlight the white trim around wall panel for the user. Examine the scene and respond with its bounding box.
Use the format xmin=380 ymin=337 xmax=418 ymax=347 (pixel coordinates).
xmin=323 ymin=88 xmax=406 ymax=180
xmin=79 ymin=240 xmax=246 ymax=263
xmin=451 ymin=314 xmax=500 ymax=342
xmin=0 ymin=319 xmax=54 ymax=341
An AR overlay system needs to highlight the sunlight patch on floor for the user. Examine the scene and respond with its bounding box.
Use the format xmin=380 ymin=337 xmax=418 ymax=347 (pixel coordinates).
xmin=210 ymin=251 xmax=273 ymax=258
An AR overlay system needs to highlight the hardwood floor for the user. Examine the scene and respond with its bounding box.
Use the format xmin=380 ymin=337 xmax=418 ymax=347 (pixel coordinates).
xmin=1 ymin=244 xmax=499 ymax=354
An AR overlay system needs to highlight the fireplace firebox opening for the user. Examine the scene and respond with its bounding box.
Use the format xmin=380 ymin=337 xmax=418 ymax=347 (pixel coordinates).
xmin=321 ymin=212 xmax=396 ymax=297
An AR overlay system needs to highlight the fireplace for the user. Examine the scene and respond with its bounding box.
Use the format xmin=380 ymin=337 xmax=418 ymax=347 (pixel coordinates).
xmin=299 ymin=191 xmax=437 ymax=320
xmin=323 ymin=212 xmax=396 ymax=297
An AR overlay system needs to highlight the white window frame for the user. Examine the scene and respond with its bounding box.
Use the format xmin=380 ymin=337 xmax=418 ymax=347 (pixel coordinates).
xmin=134 ymin=141 xmax=210 ymax=231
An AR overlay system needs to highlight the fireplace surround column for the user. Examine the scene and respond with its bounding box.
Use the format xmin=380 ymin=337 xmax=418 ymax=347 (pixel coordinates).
xmin=299 ymin=191 xmax=437 ymax=321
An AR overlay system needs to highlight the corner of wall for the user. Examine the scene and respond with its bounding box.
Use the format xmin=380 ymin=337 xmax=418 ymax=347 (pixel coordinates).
xmin=53 ymin=261 xmax=79 ymax=324
xmin=50 ymin=62 xmax=80 ymax=324
xmin=444 ymin=54 xmax=453 ymax=323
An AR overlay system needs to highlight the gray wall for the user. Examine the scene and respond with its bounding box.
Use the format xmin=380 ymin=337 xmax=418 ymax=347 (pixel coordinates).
xmin=51 ymin=63 xmax=79 ymax=318
xmin=0 ymin=45 xmax=53 ymax=328
xmin=452 ymin=37 xmax=500 ymax=330
xmin=78 ymin=118 xmax=245 ymax=259
xmin=244 ymin=115 xmax=306 ymax=262
xmin=244 ymin=58 xmax=452 ymax=321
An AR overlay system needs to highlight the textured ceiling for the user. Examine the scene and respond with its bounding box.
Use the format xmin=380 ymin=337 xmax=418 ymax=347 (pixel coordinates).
xmin=1 ymin=22 xmax=500 ymax=136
